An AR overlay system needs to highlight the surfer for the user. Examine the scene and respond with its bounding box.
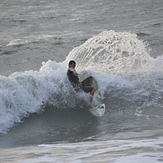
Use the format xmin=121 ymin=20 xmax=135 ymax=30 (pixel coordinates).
xmin=67 ymin=60 xmax=96 ymax=96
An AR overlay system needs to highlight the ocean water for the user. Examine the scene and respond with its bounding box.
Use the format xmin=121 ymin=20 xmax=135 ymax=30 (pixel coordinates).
xmin=0 ymin=0 xmax=163 ymax=162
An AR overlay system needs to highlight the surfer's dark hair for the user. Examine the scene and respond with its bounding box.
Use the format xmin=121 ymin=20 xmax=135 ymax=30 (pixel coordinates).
xmin=69 ymin=60 xmax=76 ymax=65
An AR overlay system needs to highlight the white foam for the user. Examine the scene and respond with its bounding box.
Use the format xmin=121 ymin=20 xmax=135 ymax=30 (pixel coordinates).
xmin=2 ymin=137 xmax=162 ymax=163
xmin=6 ymin=42 xmax=25 ymax=47
xmin=64 ymin=30 xmax=157 ymax=74
xmin=0 ymin=61 xmax=77 ymax=133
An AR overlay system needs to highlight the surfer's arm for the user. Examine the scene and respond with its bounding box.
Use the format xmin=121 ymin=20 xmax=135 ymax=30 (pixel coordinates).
xmin=73 ymin=72 xmax=79 ymax=75
xmin=69 ymin=67 xmax=79 ymax=76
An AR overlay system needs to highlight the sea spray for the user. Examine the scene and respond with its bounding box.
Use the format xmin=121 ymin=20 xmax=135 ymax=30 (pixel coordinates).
xmin=64 ymin=30 xmax=153 ymax=73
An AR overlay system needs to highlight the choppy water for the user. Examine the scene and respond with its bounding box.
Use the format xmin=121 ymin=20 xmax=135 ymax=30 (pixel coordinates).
xmin=0 ymin=0 xmax=163 ymax=162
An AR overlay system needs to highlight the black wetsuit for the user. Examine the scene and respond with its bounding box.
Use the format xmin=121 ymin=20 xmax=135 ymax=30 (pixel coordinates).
xmin=67 ymin=68 xmax=94 ymax=93
xmin=67 ymin=68 xmax=80 ymax=87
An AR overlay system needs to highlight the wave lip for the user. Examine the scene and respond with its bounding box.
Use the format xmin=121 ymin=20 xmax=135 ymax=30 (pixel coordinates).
xmin=65 ymin=30 xmax=160 ymax=74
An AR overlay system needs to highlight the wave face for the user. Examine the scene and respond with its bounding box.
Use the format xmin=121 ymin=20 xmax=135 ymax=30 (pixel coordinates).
xmin=0 ymin=61 xmax=87 ymax=134
xmin=0 ymin=30 xmax=162 ymax=134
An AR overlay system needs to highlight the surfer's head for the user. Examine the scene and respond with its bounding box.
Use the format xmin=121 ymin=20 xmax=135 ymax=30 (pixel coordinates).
xmin=68 ymin=60 xmax=76 ymax=68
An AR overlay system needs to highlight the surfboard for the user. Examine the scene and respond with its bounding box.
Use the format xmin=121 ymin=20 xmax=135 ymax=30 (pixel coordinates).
xmin=79 ymin=71 xmax=105 ymax=117
xmin=89 ymin=91 xmax=106 ymax=117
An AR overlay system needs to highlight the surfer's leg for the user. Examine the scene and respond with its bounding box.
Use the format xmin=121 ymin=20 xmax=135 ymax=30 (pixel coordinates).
xmin=81 ymin=76 xmax=93 ymax=86
xmin=90 ymin=88 xmax=96 ymax=96
xmin=89 ymin=88 xmax=96 ymax=103
xmin=81 ymin=86 xmax=94 ymax=93
xmin=81 ymin=86 xmax=96 ymax=103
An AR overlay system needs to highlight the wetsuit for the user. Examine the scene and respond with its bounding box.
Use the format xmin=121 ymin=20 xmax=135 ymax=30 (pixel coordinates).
xmin=67 ymin=68 xmax=94 ymax=93
xmin=67 ymin=67 xmax=80 ymax=87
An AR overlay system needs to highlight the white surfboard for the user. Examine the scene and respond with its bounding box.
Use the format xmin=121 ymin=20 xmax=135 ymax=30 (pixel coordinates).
xmin=79 ymin=71 xmax=105 ymax=117
xmin=89 ymin=91 xmax=106 ymax=117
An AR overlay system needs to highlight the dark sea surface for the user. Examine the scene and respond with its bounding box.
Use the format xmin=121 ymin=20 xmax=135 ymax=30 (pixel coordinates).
xmin=0 ymin=0 xmax=163 ymax=162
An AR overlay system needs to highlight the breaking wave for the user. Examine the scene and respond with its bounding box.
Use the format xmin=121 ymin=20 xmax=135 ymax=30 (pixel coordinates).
xmin=0 ymin=30 xmax=162 ymax=133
